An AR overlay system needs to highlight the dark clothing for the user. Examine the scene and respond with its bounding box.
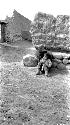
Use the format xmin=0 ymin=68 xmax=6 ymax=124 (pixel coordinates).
xmin=37 ymin=55 xmax=52 ymax=76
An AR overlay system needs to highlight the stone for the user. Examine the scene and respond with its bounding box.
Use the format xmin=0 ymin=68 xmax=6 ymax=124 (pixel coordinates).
xmin=68 ymin=59 xmax=70 ymax=64
xmin=23 ymin=54 xmax=38 ymax=67
xmin=57 ymin=62 xmax=66 ymax=70
xmin=53 ymin=58 xmax=62 ymax=64
xmin=53 ymin=54 xmax=63 ymax=60
xmin=52 ymin=61 xmax=58 ymax=68
xmin=63 ymin=58 xmax=69 ymax=65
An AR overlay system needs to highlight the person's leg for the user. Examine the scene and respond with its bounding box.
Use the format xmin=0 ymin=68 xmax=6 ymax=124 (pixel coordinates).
xmin=36 ymin=62 xmax=42 ymax=75
xmin=44 ymin=64 xmax=49 ymax=76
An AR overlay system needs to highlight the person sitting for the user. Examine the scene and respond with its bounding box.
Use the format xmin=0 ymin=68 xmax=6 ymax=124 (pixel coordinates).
xmin=36 ymin=52 xmax=52 ymax=76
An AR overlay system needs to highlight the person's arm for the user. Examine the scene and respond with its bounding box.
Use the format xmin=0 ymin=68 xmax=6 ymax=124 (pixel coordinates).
xmin=40 ymin=58 xmax=44 ymax=63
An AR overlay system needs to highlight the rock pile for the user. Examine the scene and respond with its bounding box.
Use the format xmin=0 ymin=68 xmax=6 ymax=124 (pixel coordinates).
xmin=51 ymin=52 xmax=70 ymax=70
xmin=30 ymin=12 xmax=70 ymax=50
xmin=23 ymin=48 xmax=70 ymax=70
xmin=34 ymin=45 xmax=70 ymax=69
xmin=30 ymin=12 xmax=56 ymax=46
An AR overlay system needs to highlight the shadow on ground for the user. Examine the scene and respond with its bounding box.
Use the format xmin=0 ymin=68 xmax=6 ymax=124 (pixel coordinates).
xmin=49 ymin=67 xmax=69 ymax=77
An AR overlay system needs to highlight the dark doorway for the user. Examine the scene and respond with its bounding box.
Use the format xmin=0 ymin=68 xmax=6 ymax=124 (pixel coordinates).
xmin=0 ymin=20 xmax=7 ymax=43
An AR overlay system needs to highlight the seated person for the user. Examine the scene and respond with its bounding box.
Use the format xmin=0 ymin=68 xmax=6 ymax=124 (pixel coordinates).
xmin=36 ymin=52 xmax=52 ymax=76
xmin=42 ymin=58 xmax=52 ymax=76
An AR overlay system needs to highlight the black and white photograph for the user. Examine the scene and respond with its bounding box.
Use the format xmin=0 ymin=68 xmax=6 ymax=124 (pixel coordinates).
xmin=0 ymin=0 xmax=70 ymax=125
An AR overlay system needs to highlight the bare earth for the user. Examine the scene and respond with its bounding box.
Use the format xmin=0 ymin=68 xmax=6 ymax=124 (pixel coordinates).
xmin=0 ymin=41 xmax=70 ymax=125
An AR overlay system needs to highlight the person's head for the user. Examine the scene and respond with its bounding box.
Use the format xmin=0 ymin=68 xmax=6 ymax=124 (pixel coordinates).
xmin=44 ymin=53 xmax=48 ymax=59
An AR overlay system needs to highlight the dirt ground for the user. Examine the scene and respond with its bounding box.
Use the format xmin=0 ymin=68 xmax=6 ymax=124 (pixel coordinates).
xmin=0 ymin=40 xmax=70 ymax=125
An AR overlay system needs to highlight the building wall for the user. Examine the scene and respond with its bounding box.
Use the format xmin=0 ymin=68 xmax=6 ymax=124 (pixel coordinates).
xmin=31 ymin=12 xmax=70 ymax=50
xmin=5 ymin=10 xmax=32 ymax=43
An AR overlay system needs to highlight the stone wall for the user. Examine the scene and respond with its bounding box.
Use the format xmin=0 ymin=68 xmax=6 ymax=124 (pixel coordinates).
xmin=5 ymin=10 xmax=32 ymax=43
xmin=30 ymin=12 xmax=70 ymax=51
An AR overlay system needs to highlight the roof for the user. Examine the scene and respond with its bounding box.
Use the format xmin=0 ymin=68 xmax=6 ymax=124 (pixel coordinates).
xmin=0 ymin=20 xmax=8 ymax=24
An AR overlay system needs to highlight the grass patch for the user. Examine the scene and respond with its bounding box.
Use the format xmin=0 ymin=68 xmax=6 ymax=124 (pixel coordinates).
xmin=0 ymin=63 xmax=70 ymax=125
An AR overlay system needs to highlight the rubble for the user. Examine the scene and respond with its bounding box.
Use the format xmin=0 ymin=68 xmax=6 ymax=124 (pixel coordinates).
xmin=30 ymin=12 xmax=70 ymax=50
xmin=30 ymin=12 xmax=56 ymax=47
